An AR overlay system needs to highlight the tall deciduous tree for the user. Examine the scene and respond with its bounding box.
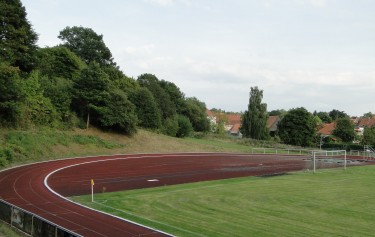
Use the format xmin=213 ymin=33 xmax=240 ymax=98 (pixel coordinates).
xmin=0 ymin=64 xmax=22 ymax=125
xmin=137 ymin=74 xmax=176 ymax=120
xmin=97 ymin=89 xmax=137 ymax=135
xmin=73 ymin=62 xmax=110 ymax=128
xmin=0 ymin=0 xmax=38 ymax=72
xmin=17 ymin=71 xmax=58 ymax=127
xmin=159 ymin=80 xmax=186 ymax=114
xmin=329 ymin=109 xmax=348 ymax=121
xmin=183 ymin=97 xmax=210 ymax=132
xmin=333 ymin=117 xmax=355 ymax=142
xmin=36 ymin=46 xmax=85 ymax=80
xmin=36 ymin=47 xmax=85 ymax=122
xmin=130 ymin=87 xmax=162 ymax=129
xmin=278 ymin=107 xmax=316 ymax=146
xmin=315 ymin=111 xmax=332 ymax=123
xmin=58 ymin=26 xmax=114 ymax=66
xmin=241 ymin=87 xmax=269 ymax=140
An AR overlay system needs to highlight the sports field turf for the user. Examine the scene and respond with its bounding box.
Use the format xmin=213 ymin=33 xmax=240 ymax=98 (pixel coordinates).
xmin=72 ymin=165 xmax=375 ymax=237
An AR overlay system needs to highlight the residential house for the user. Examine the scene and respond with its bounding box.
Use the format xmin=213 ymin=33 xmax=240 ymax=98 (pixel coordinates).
xmin=356 ymin=116 xmax=375 ymax=136
xmin=206 ymin=109 xmax=217 ymax=126
xmin=267 ymin=116 xmax=280 ymax=137
xmin=226 ymin=114 xmax=242 ymax=137
xmin=357 ymin=116 xmax=375 ymax=128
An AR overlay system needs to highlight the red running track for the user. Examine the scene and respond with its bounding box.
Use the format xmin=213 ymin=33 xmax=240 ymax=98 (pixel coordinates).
xmin=0 ymin=153 xmax=308 ymax=236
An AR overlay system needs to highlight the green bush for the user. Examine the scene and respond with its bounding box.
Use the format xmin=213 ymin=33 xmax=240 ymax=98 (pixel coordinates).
xmin=163 ymin=116 xmax=178 ymax=137
xmin=176 ymin=115 xmax=193 ymax=138
xmin=322 ymin=143 xmax=363 ymax=151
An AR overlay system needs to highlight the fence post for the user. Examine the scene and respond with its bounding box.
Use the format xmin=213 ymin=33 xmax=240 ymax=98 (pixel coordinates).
xmin=313 ymin=152 xmax=316 ymax=174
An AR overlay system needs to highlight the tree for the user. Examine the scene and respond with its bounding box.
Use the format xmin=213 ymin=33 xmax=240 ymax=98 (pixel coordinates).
xmin=97 ymin=89 xmax=138 ymax=135
xmin=363 ymin=112 xmax=374 ymax=119
xmin=278 ymin=107 xmax=316 ymax=146
xmin=176 ymin=115 xmax=193 ymax=138
xmin=159 ymin=80 xmax=186 ymax=114
xmin=333 ymin=117 xmax=355 ymax=142
xmin=73 ymin=62 xmax=110 ymax=128
xmin=0 ymin=64 xmax=23 ymax=126
xmin=130 ymin=87 xmax=162 ymax=129
xmin=329 ymin=109 xmax=348 ymax=121
xmin=36 ymin=46 xmax=85 ymax=80
xmin=269 ymin=109 xmax=286 ymax=117
xmin=163 ymin=116 xmax=179 ymax=137
xmin=0 ymin=0 xmax=38 ymax=72
xmin=183 ymin=97 xmax=210 ymax=132
xmin=137 ymin=74 xmax=176 ymax=120
xmin=315 ymin=111 xmax=332 ymax=123
xmin=241 ymin=87 xmax=269 ymax=140
xmin=58 ymin=26 xmax=115 ymax=66
xmin=39 ymin=76 xmax=73 ymax=122
xmin=17 ymin=71 xmax=58 ymax=127
xmin=313 ymin=115 xmax=323 ymax=129
xmin=363 ymin=127 xmax=375 ymax=146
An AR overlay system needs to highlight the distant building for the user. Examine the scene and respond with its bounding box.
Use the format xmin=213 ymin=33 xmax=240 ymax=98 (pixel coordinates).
xmin=206 ymin=109 xmax=217 ymax=125
xmin=267 ymin=116 xmax=280 ymax=137
xmin=357 ymin=116 xmax=375 ymax=128
xmin=226 ymin=114 xmax=242 ymax=137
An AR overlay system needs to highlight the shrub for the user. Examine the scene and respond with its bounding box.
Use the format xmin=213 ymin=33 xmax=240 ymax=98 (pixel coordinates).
xmin=176 ymin=115 xmax=193 ymax=138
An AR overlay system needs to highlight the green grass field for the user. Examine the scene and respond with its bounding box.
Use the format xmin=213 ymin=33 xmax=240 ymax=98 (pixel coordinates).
xmin=72 ymin=165 xmax=375 ymax=237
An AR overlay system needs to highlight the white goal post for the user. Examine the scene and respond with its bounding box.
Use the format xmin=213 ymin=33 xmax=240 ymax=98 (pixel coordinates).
xmin=312 ymin=150 xmax=347 ymax=173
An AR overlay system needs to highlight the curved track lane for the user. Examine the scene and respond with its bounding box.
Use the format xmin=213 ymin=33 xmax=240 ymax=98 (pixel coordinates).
xmin=0 ymin=153 xmax=307 ymax=236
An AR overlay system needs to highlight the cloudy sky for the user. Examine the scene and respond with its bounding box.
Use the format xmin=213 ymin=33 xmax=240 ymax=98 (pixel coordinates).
xmin=22 ymin=0 xmax=374 ymax=116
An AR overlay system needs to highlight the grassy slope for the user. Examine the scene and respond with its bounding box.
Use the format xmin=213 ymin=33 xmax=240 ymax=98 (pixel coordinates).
xmin=0 ymin=128 xmax=252 ymax=169
xmin=72 ymin=165 xmax=375 ymax=237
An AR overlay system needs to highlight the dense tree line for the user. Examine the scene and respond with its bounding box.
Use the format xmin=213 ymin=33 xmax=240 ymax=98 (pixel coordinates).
xmin=0 ymin=0 xmax=209 ymax=137
xmin=241 ymin=86 xmax=373 ymax=147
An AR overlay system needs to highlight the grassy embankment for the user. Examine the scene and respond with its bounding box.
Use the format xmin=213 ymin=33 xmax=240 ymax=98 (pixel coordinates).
xmin=73 ymin=165 xmax=375 ymax=237
xmin=0 ymin=127 xmax=263 ymax=169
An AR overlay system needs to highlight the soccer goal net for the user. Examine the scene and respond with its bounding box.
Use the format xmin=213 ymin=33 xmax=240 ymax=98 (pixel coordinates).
xmin=309 ymin=150 xmax=347 ymax=173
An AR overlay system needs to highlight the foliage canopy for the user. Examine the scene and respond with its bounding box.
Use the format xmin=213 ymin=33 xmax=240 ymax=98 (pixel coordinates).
xmin=278 ymin=107 xmax=316 ymax=147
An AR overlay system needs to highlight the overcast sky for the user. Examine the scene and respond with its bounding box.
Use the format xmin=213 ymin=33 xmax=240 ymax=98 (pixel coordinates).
xmin=22 ymin=0 xmax=374 ymax=116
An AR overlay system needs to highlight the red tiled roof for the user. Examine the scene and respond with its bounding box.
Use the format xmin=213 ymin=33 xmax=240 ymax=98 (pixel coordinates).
xmin=267 ymin=116 xmax=279 ymax=131
xmin=226 ymin=114 xmax=241 ymax=125
xmin=318 ymin=122 xmax=336 ymax=135
xmin=357 ymin=116 xmax=375 ymax=128
xmin=230 ymin=123 xmax=241 ymax=133
xmin=206 ymin=109 xmax=214 ymax=117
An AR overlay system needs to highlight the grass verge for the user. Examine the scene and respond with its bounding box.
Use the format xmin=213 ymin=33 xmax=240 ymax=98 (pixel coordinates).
xmin=72 ymin=165 xmax=375 ymax=237
xmin=0 ymin=128 xmax=257 ymax=169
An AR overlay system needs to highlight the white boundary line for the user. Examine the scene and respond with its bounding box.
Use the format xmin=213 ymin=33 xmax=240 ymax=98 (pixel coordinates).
xmin=44 ymin=155 xmax=177 ymax=237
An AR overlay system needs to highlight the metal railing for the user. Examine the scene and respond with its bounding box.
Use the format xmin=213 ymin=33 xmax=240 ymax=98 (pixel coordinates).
xmin=0 ymin=199 xmax=81 ymax=237
xmin=251 ymin=148 xmax=314 ymax=155
xmin=364 ymin=145 xmax=375 ymax=160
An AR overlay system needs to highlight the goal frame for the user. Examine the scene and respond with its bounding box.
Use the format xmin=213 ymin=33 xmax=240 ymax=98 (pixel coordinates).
xmin=312 ymin=150 xmax=347 ymax=173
